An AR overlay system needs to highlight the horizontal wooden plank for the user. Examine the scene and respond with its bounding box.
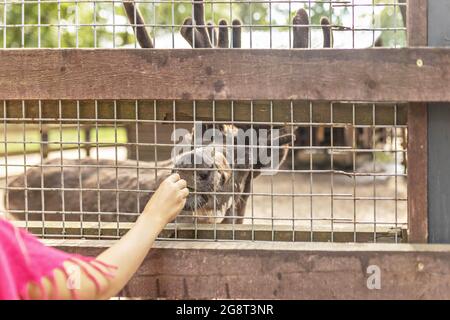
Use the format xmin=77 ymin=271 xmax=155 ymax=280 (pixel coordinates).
xmin=0 ymin=48 xmax=449 ymax=102
xmin=13 ymin=221 xmax=406 ymax=243
xmin=1 ymin=100 xmax=407 ymax=125
xmin=49 ymin=239 xmax=450 ymax=299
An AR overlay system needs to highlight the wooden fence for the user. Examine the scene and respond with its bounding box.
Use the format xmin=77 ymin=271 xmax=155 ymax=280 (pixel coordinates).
xmin=0 ymin=1 xmax=448 ymax=298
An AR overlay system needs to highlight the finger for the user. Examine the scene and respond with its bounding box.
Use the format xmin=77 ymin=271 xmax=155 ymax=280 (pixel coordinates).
xmin=181 ymin=188 xmax=189 ymax=198
xmin=176 ymin=179 xmax=187 ymax=189
xmin=181 ymin=17 xmax=210 ymax=48
xmin=193 ymin=0 xmax=206 ymax=27
xmin=123 ymin=1 xmax=154 ymax=48
xmin=218 ymin=19 xmax=229 ymax=48
xmin=167 ymin=173 xmax=180 ymax=182
xmin=232 ymin=19 xmax=242 ymax=48
xmin=321 ymin=17 xmax=333 ymax=48
xmin=193 ymin=0 xmax=212 ymax=48
xmin=293 ymin=8 xmax=309 ymax=49
xmin=178 ymin=198 xmax=187 ymax=212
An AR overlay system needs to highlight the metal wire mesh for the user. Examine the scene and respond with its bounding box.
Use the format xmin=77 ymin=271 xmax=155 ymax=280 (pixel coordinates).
xmin=0 ymin=0 xmax=407 ymax=49
xmin=0 ymin=100 xmax=408 ymax=243
xmin=0 ymin=1 xmax=408 ymax=243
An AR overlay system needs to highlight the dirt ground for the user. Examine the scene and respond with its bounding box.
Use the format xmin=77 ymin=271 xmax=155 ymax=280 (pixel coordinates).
xmin=243 ymin=172 xmax=407 ymax=230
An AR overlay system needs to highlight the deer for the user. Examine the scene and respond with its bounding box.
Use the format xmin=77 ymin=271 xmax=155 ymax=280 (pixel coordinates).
xmin=5 ymin=125 xmax=296 ymax=224
xmin=176 ymin=0 xmax=309 ymax=223
xmin=5 ymin=1 xmax=304 ymax=225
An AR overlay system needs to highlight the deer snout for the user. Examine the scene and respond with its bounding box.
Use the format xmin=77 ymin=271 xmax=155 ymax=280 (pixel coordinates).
xmin=174 ymin=167 xmax=213 ymax=190
xmin=173 ymin=149 xmax=216 ymax=186
xmin=197 ymin=170 xmax=210 ymax=181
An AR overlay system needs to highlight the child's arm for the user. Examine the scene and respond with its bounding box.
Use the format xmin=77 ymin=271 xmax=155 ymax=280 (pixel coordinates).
xmin=27 ymin=173 xmax=188 ymax=300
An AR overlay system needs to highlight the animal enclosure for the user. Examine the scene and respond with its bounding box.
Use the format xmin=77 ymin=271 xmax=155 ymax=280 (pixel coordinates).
xmin=0 ymin=0 xmax=411 ymax=244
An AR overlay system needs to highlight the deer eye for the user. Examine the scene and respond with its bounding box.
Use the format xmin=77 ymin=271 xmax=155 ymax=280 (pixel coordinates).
xmin=198 ymin=171 xmax=209 ymax=180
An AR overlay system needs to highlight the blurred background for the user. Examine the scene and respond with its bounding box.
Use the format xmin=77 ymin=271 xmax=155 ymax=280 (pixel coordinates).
xmin=1 ymin=0 xmax=406 ymax=49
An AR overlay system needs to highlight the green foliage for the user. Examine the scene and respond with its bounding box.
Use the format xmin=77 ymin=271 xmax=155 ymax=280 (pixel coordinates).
xmin=0 ymin=126 xmax=127 ymax=155
xmin=359 ymin=0 xmax=406 ymax=47
xmin=375 ymin=0 xmax=406 ymax=47
xmin=283 ymin=2 xmax=347 ymax=28
xmin=0 ymin=0 xmax=405 ymax=48
xmin=154 ymin=1 xmax=268 ymax=25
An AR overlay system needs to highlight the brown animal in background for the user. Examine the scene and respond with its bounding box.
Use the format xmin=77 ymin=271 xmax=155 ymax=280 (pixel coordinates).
xmin=6 ymin=126 xmax=296 ymax=224
xmin=6 ymin=158 xmax=170 ymax=223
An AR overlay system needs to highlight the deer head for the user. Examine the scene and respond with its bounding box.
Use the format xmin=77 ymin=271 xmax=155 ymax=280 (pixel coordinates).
xmin=170 ymin=123 xmax=296 ymax=223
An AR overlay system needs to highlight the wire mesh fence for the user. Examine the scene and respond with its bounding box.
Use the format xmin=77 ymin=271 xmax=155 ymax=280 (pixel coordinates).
xmin=0 ymin=100 xmax=408 ymax=242
xmin=1 ymin=0 xmax=407 ymax=49
xmin=0 ymin=1 xmax=409 ymax=243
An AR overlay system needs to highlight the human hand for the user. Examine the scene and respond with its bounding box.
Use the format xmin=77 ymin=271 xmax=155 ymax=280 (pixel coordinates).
xmin=142 ymin=173 xmax=189 ymax=226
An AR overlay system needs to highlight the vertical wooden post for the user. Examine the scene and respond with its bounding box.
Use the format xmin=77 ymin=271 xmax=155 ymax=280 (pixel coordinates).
xmin=407 ymin=0 xmax=428 ymax=243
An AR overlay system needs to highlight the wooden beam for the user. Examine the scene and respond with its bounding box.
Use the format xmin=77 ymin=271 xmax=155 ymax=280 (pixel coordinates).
xmin=14 ymin=221 xmax=406 ymax=243
xmin=47 ymin=239 xmax=450 ymax=299
xmin=407 ymin=104 xmax=428 ymax=243
xmin=1 ymin=100 xmax=407 ymax=125
xmin=408 ymin=0 xmax=428 ymax=47
xmin=0 ymin=48 xmax=449 ymax=102
xmin=407 ymin=0 xmax=428 ymax=243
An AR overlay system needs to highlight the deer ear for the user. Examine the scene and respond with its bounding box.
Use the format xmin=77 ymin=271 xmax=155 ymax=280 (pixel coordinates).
xmin=213 ymin=152 xmax=231 ymax=183
xmin=272 ymin=131 xmax=297 ymax=147
xmin=252 ymin=127 xmax=297 ymax=173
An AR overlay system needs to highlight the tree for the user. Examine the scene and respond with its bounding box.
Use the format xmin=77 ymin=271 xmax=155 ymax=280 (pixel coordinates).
xmin=0 ymin=1 xmax=405 ymax=48
xmin=0 ymin=1 xmax=267 ymax=48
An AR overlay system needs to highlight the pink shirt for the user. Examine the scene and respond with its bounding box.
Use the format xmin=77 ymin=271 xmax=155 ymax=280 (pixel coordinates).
xmin=0 ymin=218 xmax=115 ymax=300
